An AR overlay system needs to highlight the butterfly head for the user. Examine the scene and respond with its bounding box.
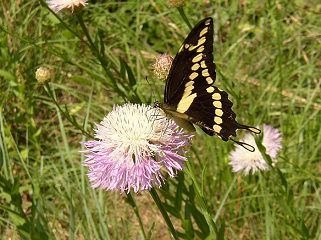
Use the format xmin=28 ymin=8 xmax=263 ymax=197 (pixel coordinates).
xmin=153 ymin=101 xmax=161 ymax=109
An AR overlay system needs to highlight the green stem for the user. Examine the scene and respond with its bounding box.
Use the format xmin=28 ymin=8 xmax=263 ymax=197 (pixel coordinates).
xmin=45 ymin=2 xmax=125 ymax=97
xmin=44 ymin=83 xmax=93 ymax=138
xmin=214 ymin=176 xmax=237 ymax=222
xmin=126 ymin=193 xmax=147 ymax=239
xmin=149 ymin=188 xmax=178 ymax=240
xmin=185 ymin=151 xmax=218 ymax=235
xmin=177 ymin=7 xmax=192 ymax=30
xmin=42 ymin=0 xmax=82 ymax=39
xmin=76 ymin=13 xmax=127 ymax=100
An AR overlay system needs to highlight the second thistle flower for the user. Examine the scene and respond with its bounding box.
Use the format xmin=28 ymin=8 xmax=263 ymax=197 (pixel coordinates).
xmin=229 ymin=124 xmax=282 ymax=175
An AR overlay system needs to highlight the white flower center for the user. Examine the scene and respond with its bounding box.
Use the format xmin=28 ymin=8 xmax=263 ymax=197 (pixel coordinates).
xmin=95 ymin=104 xmax=173 ymax=167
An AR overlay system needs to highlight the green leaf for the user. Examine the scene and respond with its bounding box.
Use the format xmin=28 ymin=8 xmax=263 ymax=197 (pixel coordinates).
xmin=300 ymin=219 xmax=310 ymax=238
xmin=190 ymin=204 xmax=209 ymax=238
xmin=217 ymin=220 xmax=225 ymax=240
xmin=8 ymin=210 xmax=26 ymax=226
xmin=182 ymin=218 xmax=194 ymax=239
xmin=175 ymin=173 xmax=185 ymax=210
xmin=183 ymin=203 xmax=194 ymax=239
xmin=0 ymin=69 xmax=15 ymax=81
xmin=163 ymin=203 xmax=180 ymax=218
xmin=119 ymin=58 xmax=136 ymax=87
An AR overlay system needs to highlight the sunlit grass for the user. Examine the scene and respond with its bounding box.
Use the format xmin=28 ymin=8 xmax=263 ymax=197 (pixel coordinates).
xmin=0 ymin=0 xmax=320 ymax=239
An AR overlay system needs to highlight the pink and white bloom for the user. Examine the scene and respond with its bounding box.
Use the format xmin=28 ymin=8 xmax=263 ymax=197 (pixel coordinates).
xmin=229 ymin=124 xmax=282 ymax=175
xmin=46 ymin=0 xmax=87 ymax=13
xmin=81 ymin=103 xmax=192 ymax=193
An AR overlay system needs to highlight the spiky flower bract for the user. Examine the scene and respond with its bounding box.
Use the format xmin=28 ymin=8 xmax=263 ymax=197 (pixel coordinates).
xmin=229 ymin=124 xmax=282 ymax=175
xmin=46 ymin=0 xmax=87 ymax=13
xmin=82 ymin=103 xmax=192 ymax=193
xmin=153 ymin=54 xmax=173 ymax=80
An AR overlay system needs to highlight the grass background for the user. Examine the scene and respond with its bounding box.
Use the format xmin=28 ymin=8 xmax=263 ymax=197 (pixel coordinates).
xmin=1 ymin=0 xmax=320 ymax=239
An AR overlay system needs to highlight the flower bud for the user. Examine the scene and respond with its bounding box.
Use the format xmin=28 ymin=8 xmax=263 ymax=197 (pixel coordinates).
xmin=153 ymin=54 xmax=173 ymax=80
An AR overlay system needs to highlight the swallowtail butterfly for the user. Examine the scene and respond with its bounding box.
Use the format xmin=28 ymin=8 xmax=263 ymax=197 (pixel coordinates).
xmin=155 ymin=17 xmax=261 ymax=151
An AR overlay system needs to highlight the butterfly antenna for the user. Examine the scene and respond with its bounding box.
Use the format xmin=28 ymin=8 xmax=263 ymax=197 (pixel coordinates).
xmin=230 ymin=138 xmax=256 ymax=152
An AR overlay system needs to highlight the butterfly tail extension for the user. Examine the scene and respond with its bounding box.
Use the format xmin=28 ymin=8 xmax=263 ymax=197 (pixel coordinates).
xmin=236 ymin=123 xmax=261 ymax=135
xmin=230 ymin=138 xmax=256 ymax=152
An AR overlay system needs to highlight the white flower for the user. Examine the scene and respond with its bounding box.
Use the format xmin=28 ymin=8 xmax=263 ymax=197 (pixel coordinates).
xmin=47 ymin=0 xmax=87 ymax=13
xmin=229 ymin=124 xmax=282 ymax=175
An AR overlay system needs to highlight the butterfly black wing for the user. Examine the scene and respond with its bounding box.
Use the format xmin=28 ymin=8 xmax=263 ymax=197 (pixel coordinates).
xmin=164 ymin=17 xmax=260 ymax=141
xmin=164 ymin=18 xmax=215 ymax=103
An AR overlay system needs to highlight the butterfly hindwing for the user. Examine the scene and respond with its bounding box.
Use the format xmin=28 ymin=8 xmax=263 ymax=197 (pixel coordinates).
xmin=163 ymin=17 xmax=260 ymax=143
xmin=184 ymin=86 xmax=237 ymax=140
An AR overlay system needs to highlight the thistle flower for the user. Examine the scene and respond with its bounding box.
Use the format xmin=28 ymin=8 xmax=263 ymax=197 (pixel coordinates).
xmin=153 ymin=54 xmax=173 ymax=80
xmin=46 ymin=0 xmax=87 ymax=13
xmin=81 ymin=103 xmax=192 ymax=193
xmin=229 ymin=124 xmax=282 ymax=175
xmin=35 ymin=67 xmax=54 ymax=83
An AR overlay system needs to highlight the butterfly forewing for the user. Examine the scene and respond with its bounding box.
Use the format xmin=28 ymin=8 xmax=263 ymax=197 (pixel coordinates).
xmin=163 ymin=17 xmax=260 ymax=142
xmin=164 ymin=17 xmax=215 ymax=104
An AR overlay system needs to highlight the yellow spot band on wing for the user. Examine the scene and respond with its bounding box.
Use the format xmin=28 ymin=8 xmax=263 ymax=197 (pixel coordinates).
xmin=185 ymin=81 xmax=194 ymax=87
xmin=176 ymin=93 xmax=197 ymax=113
xmin=206 ymin=87 xmax=214 ymax=93
xmin=188 ymin=45 xmax=196 ymax=51
xmin=197 ymin=45 xmax=205 ymax=52
xmin=213 ymin=124 xmax=222 ymax=133
xmin=213 ymin=101 xmax=222 ymax=108
xmin=200 ymin=61 xmax=207 ymax=68
xmin=206 ymin=77 xmax=213 ymax=84
xmin=199 ymin=27 xmax=208 ymax=37
xmin=189 ymin=72 xmax=198 ymax=80
xmin=192 ymin=53 xmax=203 ymax=63
xmin=202 ymin=69 xmax=209 ymax=77
xmin=212 ymin=93 xmax=221 ymax=100
xmin=214 ymin=116 xmax=223 ymax=124
xmin=191 ymin=63 xmax=200 ymax=71
xmin=215 ymin=109 xmax=223 ymax=117
xmin=198 ymin=36 xmax=206 ymax=46
xmin=188 ymin=37 xmax=206 ymax=51
xmin=185 ymin=85 xmax=194 ymax=93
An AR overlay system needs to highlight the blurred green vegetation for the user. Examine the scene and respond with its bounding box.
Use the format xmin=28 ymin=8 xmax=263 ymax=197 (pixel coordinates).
xmin=0 ymin=0 xmax=320 ymax=239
